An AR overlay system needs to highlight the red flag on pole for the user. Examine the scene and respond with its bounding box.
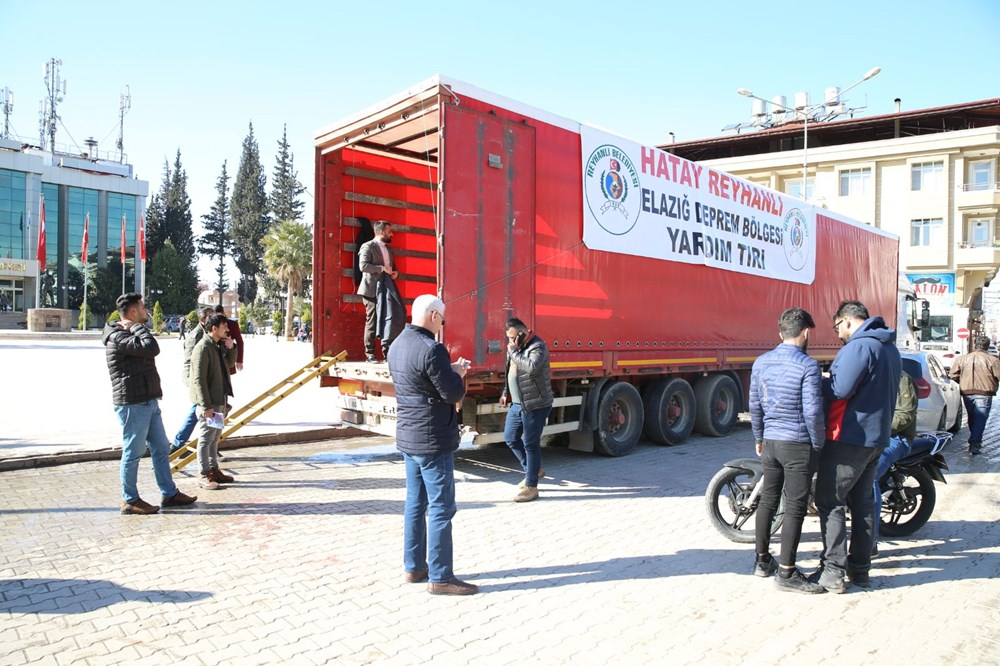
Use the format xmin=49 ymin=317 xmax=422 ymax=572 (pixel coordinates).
xmin=81 ymin=213 xmax=90 ymax=265
xmin=120 ymin=215 xmax=126 ymax=265
xmin=138 ymin=214 xmax=146 ymax=262
xmin=36 ymin=195 xmax=46 ymax=268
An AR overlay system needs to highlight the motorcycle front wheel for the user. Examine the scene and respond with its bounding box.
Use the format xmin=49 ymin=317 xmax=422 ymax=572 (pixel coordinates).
xmin=705 ymin=466 xmax=782 ymax=543
xmin=879 ymin=465 xmax=936 ymax=537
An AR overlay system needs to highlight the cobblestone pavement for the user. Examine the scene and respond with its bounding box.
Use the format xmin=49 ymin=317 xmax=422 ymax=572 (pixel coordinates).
xmin=2 ymin=424 xmax=999 ymax=665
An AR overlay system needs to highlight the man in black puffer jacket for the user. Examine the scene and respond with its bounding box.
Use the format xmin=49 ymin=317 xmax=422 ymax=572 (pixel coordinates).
xmin=500 ymin=317 xmax=554 ymax=503
xmin=103 ymin=293 xmax=196 ymax=515
xmin=388 ymin=294 xmax=476 ymax=596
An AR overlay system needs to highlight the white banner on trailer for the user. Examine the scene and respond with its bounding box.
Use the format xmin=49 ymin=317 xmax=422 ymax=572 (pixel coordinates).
xmin=581 ymin=125 xmax=816 ymax=285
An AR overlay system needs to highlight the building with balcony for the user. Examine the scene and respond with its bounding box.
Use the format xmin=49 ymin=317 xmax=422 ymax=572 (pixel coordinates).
xmin=0 ymin=136 xmax=148 ymax=324
xmin=665 ymin=97 xmax=1000 ymax=343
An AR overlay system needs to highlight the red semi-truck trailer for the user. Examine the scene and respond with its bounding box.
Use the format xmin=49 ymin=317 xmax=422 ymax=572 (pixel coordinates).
xmin=312 ymin=76 xmax=900 ymax=456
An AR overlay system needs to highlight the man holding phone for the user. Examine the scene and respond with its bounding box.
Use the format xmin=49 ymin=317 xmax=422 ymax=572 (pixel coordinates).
xmin=500 ymin=318 xmax=554 ymax=502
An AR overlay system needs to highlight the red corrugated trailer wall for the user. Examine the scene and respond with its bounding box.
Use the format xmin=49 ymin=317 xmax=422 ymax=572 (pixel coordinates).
xmin=313 ymin=78 xmax=899 ymax=455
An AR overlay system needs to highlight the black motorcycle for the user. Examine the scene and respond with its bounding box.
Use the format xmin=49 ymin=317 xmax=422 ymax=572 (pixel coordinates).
xmin=705 ymin=432 xmax=952 ymax=543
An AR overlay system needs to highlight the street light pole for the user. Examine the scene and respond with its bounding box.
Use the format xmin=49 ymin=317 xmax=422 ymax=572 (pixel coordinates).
xmin=737 ymin=67 xmax=880 ymax=201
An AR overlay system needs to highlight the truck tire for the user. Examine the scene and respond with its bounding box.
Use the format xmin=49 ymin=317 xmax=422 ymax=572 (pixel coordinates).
xmin=694 ymin=374 xmax=740 ymax=437
xmin=595 ymin=381 xmax=644 ymax=457
xmin=642 ymin=377 xmax=696 ymax=445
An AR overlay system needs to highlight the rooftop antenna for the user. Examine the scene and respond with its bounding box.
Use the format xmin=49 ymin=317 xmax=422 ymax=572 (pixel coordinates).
xmin=1 ymin=87 xmax=12 ymax=139
xmin=43 ymin=58 xmax=66 ymax=152
xmin=117 ymin=85 xmax=131 ymax=163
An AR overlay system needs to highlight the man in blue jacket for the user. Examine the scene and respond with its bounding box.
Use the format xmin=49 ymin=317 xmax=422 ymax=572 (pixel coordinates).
xmin=388 ymin=294 xmax=477 ymax=595
xmin=749 ymin=307 xmax=825 ymax=594
xmin=812 ymin=300 xmax=901 ymax=593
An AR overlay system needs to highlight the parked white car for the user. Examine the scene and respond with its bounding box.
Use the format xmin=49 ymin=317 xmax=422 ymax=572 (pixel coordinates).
xmin=900 ymin=351 xmax=962 ymax=432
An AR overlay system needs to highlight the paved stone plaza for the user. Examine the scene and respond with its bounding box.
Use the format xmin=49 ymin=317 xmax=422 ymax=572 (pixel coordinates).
xmin=2 ymin=424 xmax=999 ymax=664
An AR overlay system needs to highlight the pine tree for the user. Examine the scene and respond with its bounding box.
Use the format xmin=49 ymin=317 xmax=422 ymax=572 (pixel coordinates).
xmin=147 ymin=242 xmax=199 ymax=314
xmin=165 ymin=150 xmax=196 ymax=261
xmin=270 ymin=125 xmax=306 ymax=223
xmin=198 ymin=161 xmax=233 ymax=302
xmin=143 ymin=160 xmax=171 ymax=262
xmin=231 ymin=122 xmax=270 ymax=304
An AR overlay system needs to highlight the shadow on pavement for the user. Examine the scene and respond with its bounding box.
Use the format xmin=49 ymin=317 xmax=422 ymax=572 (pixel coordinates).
xmin=872 ymin=522 xmax=1000 ymax=587
xmin=473 ymin=550 xmax=741 ymax=591
xmin=177 ymin=500 xmax=496 ymax=516
xmin=0 ymin=578 xmax=212 ymax=614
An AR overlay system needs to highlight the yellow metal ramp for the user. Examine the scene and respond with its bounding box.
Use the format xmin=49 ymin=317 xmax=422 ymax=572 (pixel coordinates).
xmin=169 ymin=350 xmax=347 ymax=474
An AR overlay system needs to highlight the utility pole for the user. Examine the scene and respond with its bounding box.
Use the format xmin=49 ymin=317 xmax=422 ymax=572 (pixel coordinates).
xmin=117 ymin=85 xmax=131 ymax=163
xmin=42 ymin=58 xmax=66 ymax=152
xmin=1 ymin=87 xmax=12 ymax=139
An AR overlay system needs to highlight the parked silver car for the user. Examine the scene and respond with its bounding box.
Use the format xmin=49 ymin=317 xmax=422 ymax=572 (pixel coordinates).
xmin=900 ymin=350 xmax=962 ymax=432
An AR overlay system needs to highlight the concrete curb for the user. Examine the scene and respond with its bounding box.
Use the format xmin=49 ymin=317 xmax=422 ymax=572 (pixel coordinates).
xmin=0 ymin=426 xmax=370 ymax=472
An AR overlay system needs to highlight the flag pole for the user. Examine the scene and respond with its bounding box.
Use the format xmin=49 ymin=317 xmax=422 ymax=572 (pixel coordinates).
xmin=121 ymin=214 xmax=126 ymax=295
xmin=81 ymin=212 xmax=89 ymax=329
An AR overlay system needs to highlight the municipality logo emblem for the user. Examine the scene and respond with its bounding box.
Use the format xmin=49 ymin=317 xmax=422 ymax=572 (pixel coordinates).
xmin=782 ymin=208 xmax=810 ymax=271
xmin=584 ymin=144 xmax=641 ymax=235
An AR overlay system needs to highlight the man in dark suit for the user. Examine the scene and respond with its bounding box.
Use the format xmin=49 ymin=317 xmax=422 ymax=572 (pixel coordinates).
xmin=357 ymin=220 xmax=397 ymax=363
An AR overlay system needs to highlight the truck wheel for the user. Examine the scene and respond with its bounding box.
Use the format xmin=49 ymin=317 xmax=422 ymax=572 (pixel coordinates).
xmin=642 ymin=378 xmax=696 ymax=445
xmin=595 ymin=381 xmax=644 ymax=457
xmin=694 ymin=375 xmax=740 ymax=437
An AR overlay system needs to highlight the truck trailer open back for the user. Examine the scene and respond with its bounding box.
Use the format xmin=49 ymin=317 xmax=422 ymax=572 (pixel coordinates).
xmin=312 ymin=76 xmax=900 ymax=456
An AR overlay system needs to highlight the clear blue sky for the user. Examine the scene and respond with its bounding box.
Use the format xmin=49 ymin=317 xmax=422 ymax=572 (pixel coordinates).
xmin=5 ymin=0 xmax=999 ymax=284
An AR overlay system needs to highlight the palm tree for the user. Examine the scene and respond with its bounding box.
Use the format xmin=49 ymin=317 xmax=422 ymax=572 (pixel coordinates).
xmin=262 ymin=220 xmax=313 ymax=339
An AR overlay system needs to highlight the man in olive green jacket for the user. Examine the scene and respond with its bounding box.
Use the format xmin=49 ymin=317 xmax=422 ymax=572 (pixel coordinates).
xmin=190 ymin=314 xmax=237 ymax=489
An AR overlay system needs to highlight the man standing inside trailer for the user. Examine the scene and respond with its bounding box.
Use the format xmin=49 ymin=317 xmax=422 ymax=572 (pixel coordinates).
xmin=357 ymin=220 xmax=397 ymax=363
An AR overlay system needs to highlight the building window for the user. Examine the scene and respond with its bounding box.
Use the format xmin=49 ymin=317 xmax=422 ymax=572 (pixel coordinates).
xmin=911 ymin=161 xmax=944 ymax=191
xmin=68 ymin=187 xmax=99 ymax=267
xmin=910 ymin=218 xmax=943 ymax=247
xmin=0 ymin=168 xmax=27 ymax=260
xmin=785 ymin=177 xmax=814 ymax=200
xmin=41 ymin=183 xmax=59 ymax=272
xmin=969 ymin=160 xmax=995 ymax=191
xmin=107 ymin=193 xmax=137 ymax=261
xmin=967 ymin=218 xmax=994 ymax=247
xmin=839 ymin=168 xmax=871 ymax=196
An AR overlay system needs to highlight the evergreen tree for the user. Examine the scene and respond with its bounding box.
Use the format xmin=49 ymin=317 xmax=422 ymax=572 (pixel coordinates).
xmin=270 ymin=125 xmax=306 ymax=223
xmin=263 ymin=219 xmax=312 ymax=338
xmin=143 ymin=160 xmax=171 ymax=261
xmin=146 ymin=242 xmax=200 ymax=315
xmin=231 ymin=122 xmax=270 ymax=303
xmin=165 ymin=150 xmax=196 ymax=261
xmin=198 ymin=161 xmax=233 ymax=302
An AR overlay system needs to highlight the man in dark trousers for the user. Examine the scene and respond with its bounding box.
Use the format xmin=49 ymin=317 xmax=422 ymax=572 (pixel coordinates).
xmin=949 ymin=336 xmax=1000 ymax=455
xmin=170 ymin=307 xmax=217 ymax=454
xmin=749 ymin=307 xmax=825 ymax=594
xmin=499 ymin=317 xmax=554 ymax=503
xmin=103 ymin=293 xmax=197 ymax=514
xmin=388 ymin=294 xmax=476 ymax=595
xmin=357 ymin=220 xmax=397 ymax=362
xmin=190 ymin=313 xmax=237 ymax=490
xmin=812 ymin=300 xmax=901 ymax=592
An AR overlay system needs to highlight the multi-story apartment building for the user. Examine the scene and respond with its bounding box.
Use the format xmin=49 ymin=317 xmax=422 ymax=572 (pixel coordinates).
xmin=665 ymin=98 xmax=1000 ymax=347
xmin=0 ymin=136 xmax=147 ymax=322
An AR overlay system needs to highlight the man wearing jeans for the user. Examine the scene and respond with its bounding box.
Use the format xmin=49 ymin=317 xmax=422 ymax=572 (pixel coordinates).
xmin=949 ymin=336 xmax=1000 ymax=455
xmin=388 ymin=294 xmax=476 ymax=595
xmin=813 ymin=300 xmax=901 ymax=592
xmin=103 ymin=293 xmax=197 ymax=515
xmin=749 ymin=308 xmax=825 ymax=594
xmin=190 ymin=314 xmax=236 ymax=490
xmin=170 ymin=307 xmax=216 ymax=455
xmin=500 ymin=317 xmax=553 ymax=503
